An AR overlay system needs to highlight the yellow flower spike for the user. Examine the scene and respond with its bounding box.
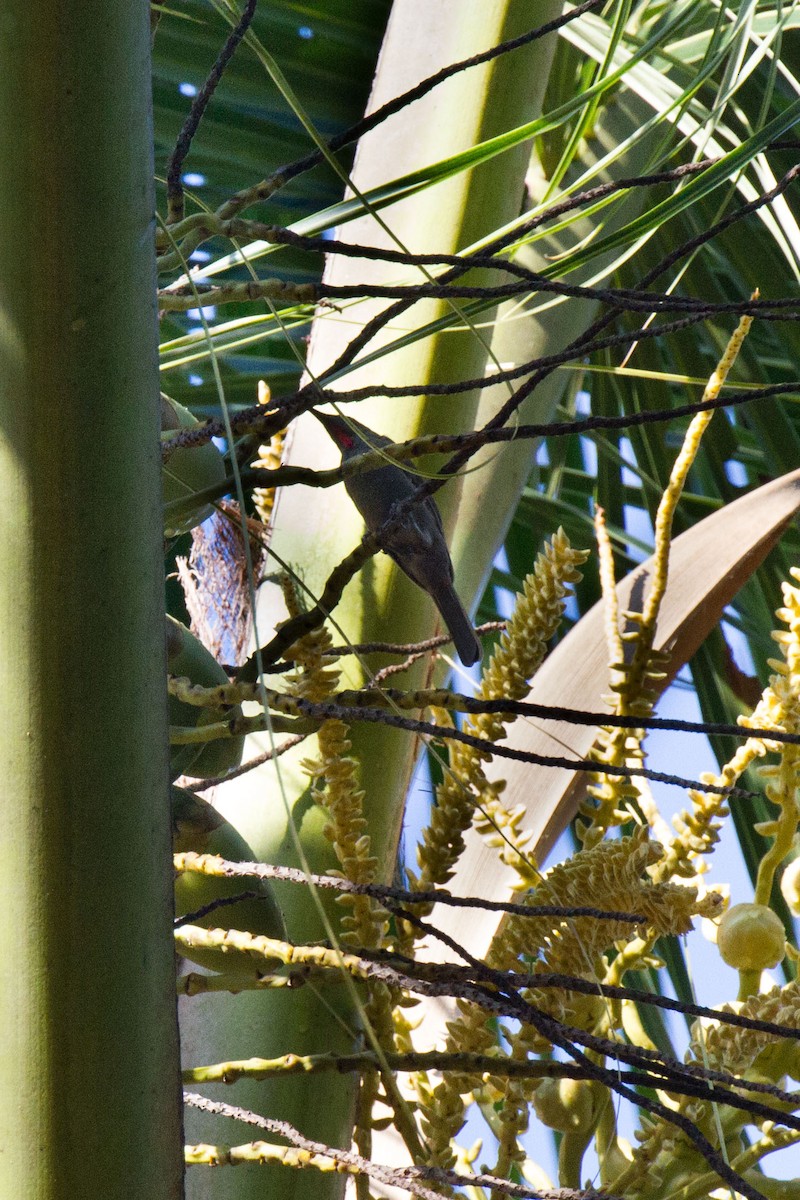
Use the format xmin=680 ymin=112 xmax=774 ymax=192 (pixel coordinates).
xmin=252 ymin=380 xmax=286 ymax=527
xmin=282 ymin=580 xmax=398 ymax=1164
xmin=646 ymin=301 xmax=755 ymax=634
xmin=619 ymin=552 xmax=800 ymax=1177
xmin=412 ymin=530 xmax=588 ymax=900
xmin=493 ymin=1086 xmax=528 ymax=1181
xmin=282 ymin=577 xmax=385 ymax=952
xmin=428 ymin=831 xmax=721 ymax=1193
xmin=668 ymin=979 xmax=800 ymax=1156
xmin=581 ymin=306 xmax=757 ymax=849
xmin=595 ymin=505 xmax=624 ymax=671
xmin=733 ymin=579 xmax=800 ymax=921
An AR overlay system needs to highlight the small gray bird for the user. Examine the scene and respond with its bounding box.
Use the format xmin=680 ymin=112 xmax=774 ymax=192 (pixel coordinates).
xmin=315 ymin=410 xmax=481 ymax=667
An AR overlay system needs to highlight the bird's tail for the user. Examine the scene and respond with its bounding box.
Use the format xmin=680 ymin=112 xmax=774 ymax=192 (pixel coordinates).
xmin=432 ymin=583 xmax=481 ymax=667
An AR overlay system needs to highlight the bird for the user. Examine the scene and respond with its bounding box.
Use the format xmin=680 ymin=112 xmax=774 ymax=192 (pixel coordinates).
xmin=314 ymin=410 xmax=481 ymax=667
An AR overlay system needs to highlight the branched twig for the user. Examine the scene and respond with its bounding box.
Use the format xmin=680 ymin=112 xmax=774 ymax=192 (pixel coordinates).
xmin=214 ymin=0 xmax=607 ymax=220
xmin=182 ymin=733 xmax=309 ymax=790
xmin=164 ymin=359 xmax=798 ymax=463
xmin=165 ymin=0 xmax=258 ymax=224
xmin=173 ymin=855 xmax=645 ymax=925
xmin=184 ymin=1090 xmax=604 ymax=1199
xmin=326 ymin=684 xmax=800 ymax=750
xmin=171 ymin=684 xmax=761 ymax=798
xmin=160 ymin=270 xmax=800 ymax=318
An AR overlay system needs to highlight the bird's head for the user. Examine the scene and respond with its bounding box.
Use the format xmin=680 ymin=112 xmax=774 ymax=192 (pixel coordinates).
xmin=314 ymin=409 xmax=379 ymax=459
xmin=314 ymin=409 xmax=356 ymax=449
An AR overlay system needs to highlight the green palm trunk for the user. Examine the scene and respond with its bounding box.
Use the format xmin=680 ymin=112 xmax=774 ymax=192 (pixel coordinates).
xmin=0 ymin=6 xmax=182 ymax=1198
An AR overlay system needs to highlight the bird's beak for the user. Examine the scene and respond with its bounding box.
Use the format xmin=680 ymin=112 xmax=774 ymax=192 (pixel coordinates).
xmin=312 ymin=409 xmax=339 ymax=436
xmin=313 ymin=408 xmax=352 ymax=450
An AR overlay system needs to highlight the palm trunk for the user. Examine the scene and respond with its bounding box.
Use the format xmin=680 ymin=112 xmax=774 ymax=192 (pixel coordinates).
xmin=0 ymin=5 xmax=183 ymax=1197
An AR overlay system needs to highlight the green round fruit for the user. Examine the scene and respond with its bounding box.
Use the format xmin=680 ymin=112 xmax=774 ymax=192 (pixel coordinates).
xmin=172 ymin=787 xmax=285 ymax=975
xmin=161 ymin=393 xmax=225 ymax=537
xmin=717 ymin=902 xmax=785 ymax=970
xmin=167 ymin=615 xmax=244 ymax=780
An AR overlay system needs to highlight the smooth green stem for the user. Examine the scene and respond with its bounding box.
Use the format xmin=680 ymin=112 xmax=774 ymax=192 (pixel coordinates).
xmin=0 ymin=5 xmax=182 ymax=1198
